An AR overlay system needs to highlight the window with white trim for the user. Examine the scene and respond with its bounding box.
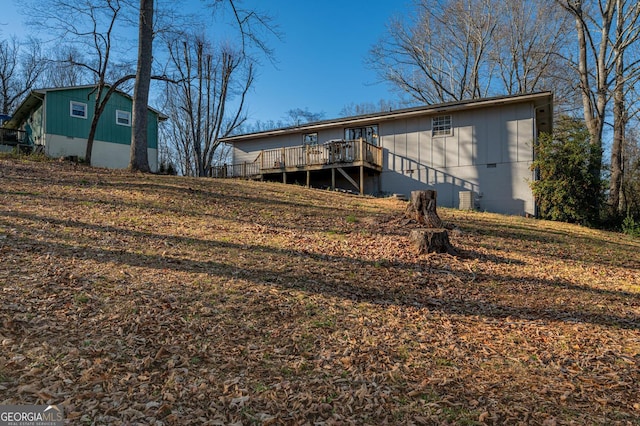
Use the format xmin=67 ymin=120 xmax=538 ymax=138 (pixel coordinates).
xmin=345 ymin=125 xmax=379 ymax=145
xmin=116 ymin=110 xmax=131 ymax=126
xmin=432 ymin=115 xmax=452 ymax=137
xmin=303 ymin=132 xmax=317 ymax=145
xmin=70 ymin=101 xmax=87 ymax=119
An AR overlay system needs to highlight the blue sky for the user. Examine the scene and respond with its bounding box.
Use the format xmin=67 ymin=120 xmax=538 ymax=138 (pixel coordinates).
xmin=243 ymin=1 xmax=409 ymax=123
xmin=2 ymin=0 xmax=409 ymax=125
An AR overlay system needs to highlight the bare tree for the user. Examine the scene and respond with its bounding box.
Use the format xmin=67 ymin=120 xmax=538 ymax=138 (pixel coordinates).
xmin=129 ymin=0 xmax=154 ymax=172
xmin=204 ymin=0 xmax=278 ymax=59
xmin=370 ymin=0 xmax=570 ymax=104
xmin=491 ymin=0 xmax=572 ymax=96
xmin=128 ymin=0 xmax=278 ymax=172
xmin=283 ymin=108 xmax=325 ymax=126
xmin=621 ymin=125 xmax=640 ymax=216
xmin=0 ymin=36 xmax=45 ymax=114
xmin=158 ymin=108 xmax=192 ymax=176
xmin=42 ymin=46 xmax=88 ymax=87
xmin=163 ymin=35 xmax=253 ymax=177
xmin=611 ymin=0 xmax=627 ymax=213
xmin=559 ymin=0 xmax=640 ymax=214
xmin=369 ymin=0 xmax=499 ymax=104
xmin=339 ymin=99 xmax=405 ymax=117
xmin=27 ymin=0 xmax=138 ymax=165
xmin=239 ymin=119 xmax=287 ymax=133
xmin=610 ymin=0 xmax=640 ymax=213
xmin=560 ymin=0 xmax=614 ymax=209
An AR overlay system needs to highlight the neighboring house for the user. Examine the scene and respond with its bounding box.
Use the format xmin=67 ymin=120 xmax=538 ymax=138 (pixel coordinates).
xmin=221 ymin=92 xmax=553 ymax=216
xmin=1 ymin=85 xmax=167 ymax=171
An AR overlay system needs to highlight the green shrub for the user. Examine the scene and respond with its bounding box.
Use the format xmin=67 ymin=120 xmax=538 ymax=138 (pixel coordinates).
xmin=622 ymin=214 xmax=640 ymax=237
xmin=530 ymin=116 xmax=603 ymax=225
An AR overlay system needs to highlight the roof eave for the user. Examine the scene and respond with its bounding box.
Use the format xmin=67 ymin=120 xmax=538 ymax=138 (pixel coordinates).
xmin=3 ymin=85 xmax=169 ymax=128
xmin=3 ymin=91 xmax=45 ymax=129
xmin=223 ymin=92 xmax=553 ymax=143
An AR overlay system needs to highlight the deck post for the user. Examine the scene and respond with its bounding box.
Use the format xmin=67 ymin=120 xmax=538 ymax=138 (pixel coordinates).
xmin=306 ymin=170 xmax=310 ymax=187
xmin=360 ymin=165 xmax=364 ymax=195
xmin=283 ymin=171 xmax=287 ymax=184
xmin=359 ymin=137 xmax=364 ymax=162
xmin=331 ymin=167 xmax=335 ymax=190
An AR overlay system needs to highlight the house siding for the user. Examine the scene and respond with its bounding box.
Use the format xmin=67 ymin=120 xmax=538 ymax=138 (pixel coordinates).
xmin=378 ymin=102 xmax=535 ymax=214
xmin=228 ymin=94 xmax=550 ymax=216
xmin=45 ymin=87 xmax=94 ymax=139
xmin=44 ymin=88 xmax=159 ymax=149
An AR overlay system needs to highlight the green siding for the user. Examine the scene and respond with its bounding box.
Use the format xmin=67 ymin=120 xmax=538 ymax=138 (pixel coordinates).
xmin=45 ymin=87 xmax=95 ymax=138
xmin=44 ymin=87 xmax=159 ymax=149
xmin=96 ymin=91 xmax=132 ymax=145
xmin=146 ymin=110 xmax=159 ymax=150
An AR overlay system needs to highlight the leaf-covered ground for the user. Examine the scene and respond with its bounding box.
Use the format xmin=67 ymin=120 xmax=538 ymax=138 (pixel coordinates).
xmin=0 ymin=157 xmax=639 ymax=425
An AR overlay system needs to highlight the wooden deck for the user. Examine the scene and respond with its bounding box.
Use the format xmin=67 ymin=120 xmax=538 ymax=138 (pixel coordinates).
xmin=211 ymin=139 xmax=383 ymax=194
xmin=0 ymin=128 xmax=27 ymax=145
xmin=0 ymin=128 xmax=36 ymax=153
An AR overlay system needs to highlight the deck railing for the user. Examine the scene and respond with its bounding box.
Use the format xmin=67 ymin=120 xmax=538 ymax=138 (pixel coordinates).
xmin=0 ymin=128 xmax=27 ymax=145
xmin=209 ymin=160 xmax=261 ymax=178
xmin=211 ymin=139 xmax=382 ymax=178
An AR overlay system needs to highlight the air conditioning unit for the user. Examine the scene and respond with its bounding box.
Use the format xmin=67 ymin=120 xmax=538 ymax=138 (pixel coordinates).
xmin=459 ymin=191 xmax=477 ymax=210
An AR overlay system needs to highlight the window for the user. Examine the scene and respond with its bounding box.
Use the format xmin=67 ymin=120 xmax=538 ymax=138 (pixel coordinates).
xmin=432 ymin=115 xmax=452 ymax=137
xmin=70 ymin=101 xmax=87 ymax=119
xmin=303 ymin=132 xmax=317 ymax=145
xmin=345 ymin=125 xmax=378 ymax=145
xmin=116 ymin=110 xmax=131 ymax=126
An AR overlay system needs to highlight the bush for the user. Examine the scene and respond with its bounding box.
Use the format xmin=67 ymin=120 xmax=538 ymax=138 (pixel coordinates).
xmin=530 ymin=116 xmax=603 ymax=225
xmin=0 ymin=149 xmax=50 ymax=163
xmin=622 ymin=214 xmax=640 ymax=237
xmin=158 ymin=161 xmax=177 ymax=175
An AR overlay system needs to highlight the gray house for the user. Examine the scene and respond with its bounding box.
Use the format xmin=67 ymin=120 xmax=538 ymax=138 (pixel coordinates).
xmin=221 ymin=92 xmax=553 ymax=216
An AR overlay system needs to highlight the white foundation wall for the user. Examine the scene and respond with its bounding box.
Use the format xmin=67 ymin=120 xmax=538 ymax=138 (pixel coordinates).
xmin=45 ymin=134 xmax=158 ymax=172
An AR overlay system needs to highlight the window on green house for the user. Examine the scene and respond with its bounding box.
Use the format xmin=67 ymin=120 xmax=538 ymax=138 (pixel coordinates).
xmin=70 ymin=101 xmax=87 ymax=119
xmin=116 ymin=110 xmax=131 ymax=126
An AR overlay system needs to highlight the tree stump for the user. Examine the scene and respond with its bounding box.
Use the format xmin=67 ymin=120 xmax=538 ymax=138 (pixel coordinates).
xmin=406 ymin=189 xmax=444 ymax=228
xmin=406 ymin=190 xmax=458 ymax=255
xmin=409 ymin=229 xmax=458 ymax=255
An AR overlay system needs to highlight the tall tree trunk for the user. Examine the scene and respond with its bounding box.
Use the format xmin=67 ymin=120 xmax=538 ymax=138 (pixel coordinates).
xmin=195 ymin=43 xmax=205 ymax=177
xmin=566 ymin=0 xmax=613 ymax=203
xmin=610 ymin=0 xmax=625 ymax=214
xmin=610 ymin=91 xmax=625 ymax=213
xmin=85 ymin=84 xmax=107 ymax=165
xmin=85 ymin=118 xmax=98 ymax=165
xmin=129 ymin=0 xmax=154 ymax=172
